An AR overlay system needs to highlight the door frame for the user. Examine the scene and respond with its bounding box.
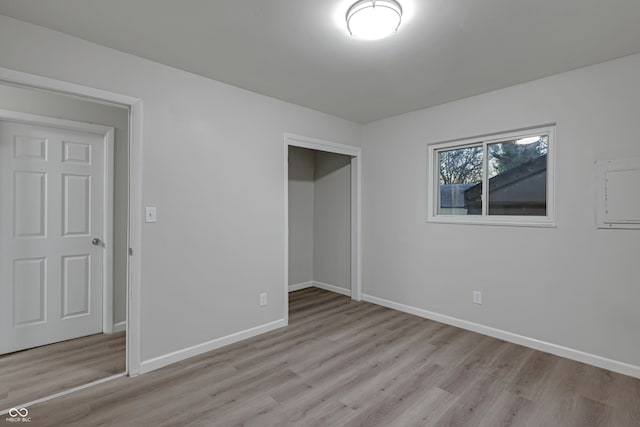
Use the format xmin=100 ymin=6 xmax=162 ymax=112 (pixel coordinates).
xmin=0 ymin=109 xmax=115 ymax=335
xmin=0 ymin=66 xmax=143 ymax=376
xmin=284 ymin=133 xmax=362 ymax=324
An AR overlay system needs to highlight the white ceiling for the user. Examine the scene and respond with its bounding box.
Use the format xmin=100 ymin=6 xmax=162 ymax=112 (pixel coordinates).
xmin=1 ymin=0 xmax=640 ymax=123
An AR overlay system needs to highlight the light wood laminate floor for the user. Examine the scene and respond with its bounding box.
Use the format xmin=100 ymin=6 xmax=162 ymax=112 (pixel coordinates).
xmin=1 ymin=332 xmax=126 ymax=411
xmin=17 ymin=289 xmax=640 ymax=426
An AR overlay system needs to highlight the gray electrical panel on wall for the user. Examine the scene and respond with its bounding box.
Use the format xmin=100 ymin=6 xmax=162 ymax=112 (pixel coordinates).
xmin=596 ymin=157 xmax=640 ymax=229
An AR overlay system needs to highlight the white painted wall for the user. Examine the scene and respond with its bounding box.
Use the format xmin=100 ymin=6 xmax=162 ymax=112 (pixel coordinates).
xmin=4 ymin=11 xmax=638 ymax=375
xmin=0 ymin=15 xmax=361 ymax=363
xmin=361 ymin=53 xmax=640 ymax=368
xmin=288 ymin=146 xmax=315 ymax=287
xmin=0 ymin=83 xmax=129 ymax=325
xmin=314 ymin=151 xmax=351 ymax=291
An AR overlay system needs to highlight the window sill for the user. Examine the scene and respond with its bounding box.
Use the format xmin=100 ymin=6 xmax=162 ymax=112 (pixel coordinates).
xmin=426 ymin=216 xmax=557 ymax=228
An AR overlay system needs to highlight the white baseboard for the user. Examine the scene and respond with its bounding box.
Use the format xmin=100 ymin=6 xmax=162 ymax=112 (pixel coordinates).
xmin=363 ymin=294 xmax=640 ymax=379
xmin=289 ymin=281 xmax=314 ymax=292
xmin=313 ymin=281 xmax=351 ymax=296
xmin=113 ymin=321 xmax=127 ymax=333
xmin=289 ymin=280 xmax=352 ymax=297
xmin=139 ymin=319 xmax=286 ymax=374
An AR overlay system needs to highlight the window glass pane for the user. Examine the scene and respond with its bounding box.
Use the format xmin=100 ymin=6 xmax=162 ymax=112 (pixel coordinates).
xmin=487 ymin=135 xmax=548 ymax=216
xmin=438 ymin=146 xmax=483 ymax=215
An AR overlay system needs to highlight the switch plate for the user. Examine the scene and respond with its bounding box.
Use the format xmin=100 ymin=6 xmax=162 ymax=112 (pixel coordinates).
xmin=473 ymin=291 xmax=482 ymax=305
xmin=145 ymin=207 xmax=157 ymax=223
xmin=259 ymin=292 xmax=268 ymax=306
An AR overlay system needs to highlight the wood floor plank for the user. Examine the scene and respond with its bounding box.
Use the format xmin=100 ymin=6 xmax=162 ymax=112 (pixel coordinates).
xmin=340 ymin=363 xmax=441 ymax=427
xmin=476 ymin=391 xmax=537 ymax=427
xmin=384 ymin=386 xmax=458 ymax=427
xmin=186 ymin=394 xmax=279 ymax=427
xmin=17 ymin=288 xmax=640 ymax=427
xmin=0 ymin=332 xmax=125 ymax=411
xmin=508 ymin=349 xmax=560 ymax=402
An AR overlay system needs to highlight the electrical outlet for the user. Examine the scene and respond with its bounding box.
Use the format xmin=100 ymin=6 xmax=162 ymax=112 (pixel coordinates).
xmin=473 ymin=291 xmax=482 ymax=305
xmin=259 ymin=292 xmax=268 ymax=306
xmin=145 ymin=207 xmax=157 ymax=223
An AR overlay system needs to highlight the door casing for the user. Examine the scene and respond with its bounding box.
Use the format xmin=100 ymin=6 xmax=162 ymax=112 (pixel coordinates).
xmin=0 ymin=65 xmax=143 ymax=378
xmin=284 ymin=133 xmax=362 ymax=325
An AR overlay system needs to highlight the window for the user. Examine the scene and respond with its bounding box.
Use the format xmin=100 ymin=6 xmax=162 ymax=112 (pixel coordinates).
xmin=427 ymin=125 xmax=555 ymax=226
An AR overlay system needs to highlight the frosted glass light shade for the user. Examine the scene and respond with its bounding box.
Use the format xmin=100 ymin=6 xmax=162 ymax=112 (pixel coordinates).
xmin=346 ymin=0 xmax=403 ymax=40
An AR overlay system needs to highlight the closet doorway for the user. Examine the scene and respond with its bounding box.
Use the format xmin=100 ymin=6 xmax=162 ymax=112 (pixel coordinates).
xmin=284 ymin=134 xmax=361 ymax=324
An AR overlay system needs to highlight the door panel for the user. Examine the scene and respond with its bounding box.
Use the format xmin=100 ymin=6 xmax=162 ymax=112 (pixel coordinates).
xmin=14 ymin=171 xmax=47 ymax=238
xmin=63 ymin=174 xmax=91 ymax=236
xmin=13 ymin=257 xmax=46 ymax=326
xmin=62 ymin=254 xmax=90 ymax=318
xmin=14 ymin=135 xmax=47 ymax=160
xmin=62 ymin=140 xmax=92 ymax=164
xmin=1 ymin=120 xmax=105 ymax=354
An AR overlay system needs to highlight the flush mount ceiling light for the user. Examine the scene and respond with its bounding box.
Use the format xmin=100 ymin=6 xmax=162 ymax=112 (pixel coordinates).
xmin=346 ymin=0 xmax=403 ymax=40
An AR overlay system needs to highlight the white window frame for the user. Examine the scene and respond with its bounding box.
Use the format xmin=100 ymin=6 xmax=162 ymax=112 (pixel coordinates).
xmin=427 ymin=125 xmax=556 ymax=227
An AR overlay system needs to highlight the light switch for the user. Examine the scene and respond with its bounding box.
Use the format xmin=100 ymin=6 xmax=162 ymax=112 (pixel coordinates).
xmin=145 ymin=207 xmax=157 ymax=223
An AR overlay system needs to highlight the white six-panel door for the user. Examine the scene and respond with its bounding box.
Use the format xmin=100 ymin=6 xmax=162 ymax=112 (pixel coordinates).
xmin=0 ymin=120 xmax=106 ymax=354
